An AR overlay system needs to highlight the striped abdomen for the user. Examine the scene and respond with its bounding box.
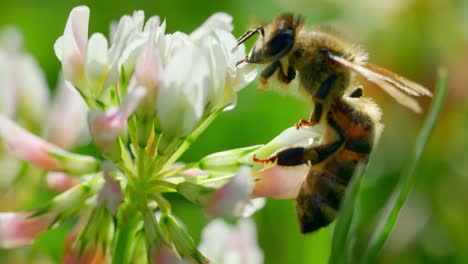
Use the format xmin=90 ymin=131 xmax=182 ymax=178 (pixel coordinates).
xmin=296 ymin=97 xmax=382 ymax=233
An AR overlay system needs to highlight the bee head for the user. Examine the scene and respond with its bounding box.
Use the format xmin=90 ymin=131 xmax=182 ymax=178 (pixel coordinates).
xmin=236 ymin=14 xmax=304 ymax=65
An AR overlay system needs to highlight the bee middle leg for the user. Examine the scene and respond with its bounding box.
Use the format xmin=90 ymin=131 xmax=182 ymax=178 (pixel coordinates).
xmin=256 ymin=111 xmax=345 ymax=166
xmin=296 ymin=75 xmax=338 ymax=129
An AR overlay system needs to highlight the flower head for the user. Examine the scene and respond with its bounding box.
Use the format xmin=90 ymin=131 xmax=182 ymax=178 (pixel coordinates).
xmin=0 ymin=6 xmax=259 ymax=264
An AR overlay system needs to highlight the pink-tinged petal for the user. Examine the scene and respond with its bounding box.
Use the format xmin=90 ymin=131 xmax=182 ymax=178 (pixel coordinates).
xmin=204 ymin=166 xmax=254 ymax=217
xmin=151 ymin=245 xmax=181 ymax=264
xmin=181 ymin=168 xmax=209 ymax=177
xmin=97 ymin=164 xmax=122 ymax=215
xmin=199 ymin=219 xmax=263 ymax=264
xmin=134 ymin=18 xmax=163 ymax=91
xmin=252 ymin=165 xmax=308 ymax=199
xmin=0 ymin=115 xmax=99 ymax=174
xmin=46 ymin=172 xmax=80 ymax=192
xmin=62 ymin=232 xmax=108 ymax=264
xmin=0 ymin=212 xmax=53 ymax=248
xmin=88 ymin=87 xmax=146 ymax=152
xmin=45 ymin=78 xmax=88 ymax=149
xmin=0 ymin=115 xmax=63 ymax=170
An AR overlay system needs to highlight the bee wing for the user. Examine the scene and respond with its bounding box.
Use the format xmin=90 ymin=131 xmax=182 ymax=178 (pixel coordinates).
xmin=328 ymin=54 xmax=426 ymax=113
xmin=364 ymin=63 xmax=432 ymax=97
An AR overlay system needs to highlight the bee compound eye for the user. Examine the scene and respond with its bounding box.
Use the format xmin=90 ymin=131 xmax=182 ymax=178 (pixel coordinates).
xmin=266 ymin=30 xmax=294 ymax=58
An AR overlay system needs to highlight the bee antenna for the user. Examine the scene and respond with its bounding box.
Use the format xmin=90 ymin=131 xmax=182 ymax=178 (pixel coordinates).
xmin=235 ymin=26 xmax=264 ymax=47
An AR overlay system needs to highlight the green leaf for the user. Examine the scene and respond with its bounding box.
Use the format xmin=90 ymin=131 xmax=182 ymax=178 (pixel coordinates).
xmin=361 ymin=69 xmax=448 ymax=263
xmin=329 ymin=164 xmax=365 ymax=264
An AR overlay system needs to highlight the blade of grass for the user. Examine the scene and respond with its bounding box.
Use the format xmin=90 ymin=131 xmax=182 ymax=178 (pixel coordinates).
xmin=329 ymin=164 xmax=366 ymax=264
xmin=362 ymin=68 xmax=448 ymax=263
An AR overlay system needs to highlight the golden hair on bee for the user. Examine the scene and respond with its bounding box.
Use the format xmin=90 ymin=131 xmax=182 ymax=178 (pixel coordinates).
xmin=238 ymin=14 xmax=431 ymax=233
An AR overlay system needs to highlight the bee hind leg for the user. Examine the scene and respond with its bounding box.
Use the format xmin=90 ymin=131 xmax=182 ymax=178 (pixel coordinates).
xmin=256 ymin=112 xmax=346 ymax=166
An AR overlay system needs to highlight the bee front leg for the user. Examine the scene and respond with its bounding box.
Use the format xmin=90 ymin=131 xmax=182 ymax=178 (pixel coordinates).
xmin=260 ymin=61 xmax=281 ymax=90
xmin=256 ymin=112 xmax=346 ymax=166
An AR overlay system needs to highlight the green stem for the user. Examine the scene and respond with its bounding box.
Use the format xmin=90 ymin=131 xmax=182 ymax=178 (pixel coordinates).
xmin=153 ymin=194 xmax=171 ymax=215
xmin=111 ymin=205 xmax=140 ymax=264
xmin=363 ymin=68 xmax=448 ymax=263
xmin=152 ymin=162 xmax=198 ymax=180
xmin=164 ymin=111 xmax=220 ymax=169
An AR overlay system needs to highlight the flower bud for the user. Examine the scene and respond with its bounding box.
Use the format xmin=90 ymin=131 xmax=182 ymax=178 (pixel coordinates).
xmin=0 ymin=212 xmax=54 ymax=248
xmin=199 ymin=145 xmax=262 ymax=173
xmin=159 ymin=214 xmax=208 ymax=264
xmin=46 ymin=172 xmax=80 ymax=192
xmin=88 ymin=87 xmax=146 ymax=154
xmin=0 ymin=115 xmax=99 ymax=175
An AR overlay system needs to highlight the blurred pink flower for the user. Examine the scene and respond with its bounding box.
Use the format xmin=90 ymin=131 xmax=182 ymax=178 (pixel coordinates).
xmin=97 ymin=165 xmax=123 ymax=215
xmin=252 ymin=165 xmax=308 ymax=199
xmin=204 ymin=166 xmax=254 ymax=217
xmin=150 ymin=245 xmax=182 ymax=264
xmin=46 ymin=172 xmax=80 ymax=192
xmin=0 ymin=115 xmax=64 ymax=170
xmin=199 ymin=219 xmax=263 ymax=264
xmin=62 ymin=231 xmax=108 ymax=264
xmin=0 ymin=212 xmax=53 ymax=248
xmin=0 ymin=115 xmax=98 ymax=174
xmin=45 ymin=78 xmax=88 ymax=150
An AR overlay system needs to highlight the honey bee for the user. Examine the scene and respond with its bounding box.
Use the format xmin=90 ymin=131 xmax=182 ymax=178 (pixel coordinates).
xmin=236 ymin=14 xmax=432 ymax=233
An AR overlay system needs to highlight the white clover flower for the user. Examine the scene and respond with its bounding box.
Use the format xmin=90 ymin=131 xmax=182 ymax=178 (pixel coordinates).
xmin=55 ymin=6 xmax=146 ymax=103
xmin=199 ymin=219 xmax=264 ymax=264
xmin=0 ymin=27 xmax=49 ymax=125
xmin=1 ymin=6 xmax=259 ymax=263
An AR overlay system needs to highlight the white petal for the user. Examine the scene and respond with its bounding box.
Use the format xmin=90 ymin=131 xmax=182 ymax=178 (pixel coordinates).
xmin=0 ymin=49 xmax=16 ymax=117
xmin=85 ymin=33 xmax=109 ymax=81
xmin=161 ymin=32 xmax=191 ymax=64
xmin=200 ymin=35 xmax=227 ymax=110
xmin=66 ymin=6 xmax=90 ymax=53
xmin=190 ymin=12 xmax=233 ymax=41
xmin=15 ymin=55 xmax=50 ymax=125
xmin=199 ymin=219 xmax=263 ymax=264
xmin=56 ymin=6 xmax=90 ymax=87
xmin=157 ymin=45 xmax=208 ymax=137
xmin=53 ymin=36 xmax=64 ymax=62
xmin=254 ymin=125 xmax=325 ymax=160
xmin=45 ymin=77 xmax=88 ymax=149
xmin=0 ymin=27 xmax=24 ymax=54
xmin=241 ymin=198 xmax=266 ymax=217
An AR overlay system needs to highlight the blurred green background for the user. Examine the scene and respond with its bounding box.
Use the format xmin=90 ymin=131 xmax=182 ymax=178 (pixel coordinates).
xmin=1 ymin=0 xmax=467 ymax=263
